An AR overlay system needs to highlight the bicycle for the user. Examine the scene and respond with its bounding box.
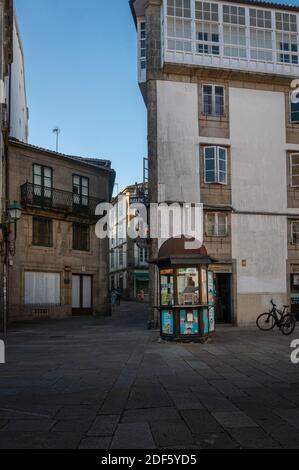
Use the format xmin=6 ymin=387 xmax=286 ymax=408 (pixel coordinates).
xmin=256 ymin=299 xmax=296 ymax=336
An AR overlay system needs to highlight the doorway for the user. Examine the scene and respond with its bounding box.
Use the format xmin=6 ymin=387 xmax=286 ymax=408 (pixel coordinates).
xmin=72 ymin=274 xmax=93 ymax=315
xmin=215 ymin=273 xmax=232 ymax=323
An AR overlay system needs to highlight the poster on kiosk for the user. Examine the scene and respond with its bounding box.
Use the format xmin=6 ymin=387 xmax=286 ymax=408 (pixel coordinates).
xmin=208 ymin=271 xmax=215 ymax=333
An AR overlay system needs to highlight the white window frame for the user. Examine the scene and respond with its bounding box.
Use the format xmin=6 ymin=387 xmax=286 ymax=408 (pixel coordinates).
xmin=291 ymin=220 xmax=299 ymax=244
xmin=205 ymin=212 xmax=228 ymax=237
xmin=204 ymin=146 xmax=228 ymax=185
xmin=163 ymin=1 xmax=299 ymax=76
xmin=202 ymin=84 xmax=225 ymax=117
xmin=290 ymin=153 xmax=299 ymax=187
xmin=138 ymin=20 xmax=147 ymax=73
xmin=249 ymin=7 xmax=274 ymax=63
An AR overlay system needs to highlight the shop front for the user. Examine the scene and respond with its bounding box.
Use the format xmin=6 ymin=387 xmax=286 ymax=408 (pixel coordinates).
xmin=152 ymin=238 xmax=216 ymax=343
xmin=209 ymin=264 xmax=233 ymax=324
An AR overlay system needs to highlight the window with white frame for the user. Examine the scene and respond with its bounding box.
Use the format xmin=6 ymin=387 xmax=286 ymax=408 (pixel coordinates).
xmin=249 ymin=9 xmax=273 ymax=62
xmin=139 ymin=247 xmax=149 ymax=264
xmin=291 ymin=221 xmax=299 ymax=244
xmin=204 ymin=146 xmax=227 ymax=184
xmin=223 ymin=5 xmax=247 ymax=59
xmin=138 ymin=21 xmax=146 ymax=70
xmin=206 ymin=213 xmax=228 ymax=237
xmin=276 ymin=12 xmax=298 ymax=64
xmin=290 ymin=154 xmax=299 ymax=187
xmin=195 ymin=1 xmax=220 ymax=56
xmin=290 ymin=91 xmax=299 ymax=123
xmin=203 ymin=85 xmax=225 ymax=116
xmin=167 ymin=0 xmax=192 ymax=52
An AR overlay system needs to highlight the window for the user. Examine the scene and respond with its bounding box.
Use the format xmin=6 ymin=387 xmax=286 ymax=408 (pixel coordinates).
xmin=139 ymin=247 xmax=149 ymax=264
xmin=276 ymin=13 xmax=298 ymax=64
xmin=223 ymin=5 xmax=247 ymax=59
xmin=32 ymin=217 xmax=53 ymax=247
xmin=139 ymin=21 xmax=146 ymax=70
xmin=33 ymin=164 xmax=52 ymax=200
xmin=203 ymin=85 xmax=225 ymax=116
xmin=177 ymin=268 xmax=199 ymax=306
xmin=206 ymin=213 xmax=228 ymax=237
xmin=73 ymin=223 xmax=90 ymax=251
xmin=167 ymin=0 xmax=192 ymax=52
xmin=204 ymin=146 xmax=227 ymax=184
xmin=291 ymin=221 xmax=299 ymax=244
xmin=290 ymin=92 xmax=299 ymax=123
xmin=249 ymin=9 xmax=273 ymax=62
xmin=195 ymin=2 xmax=220 ymax=56
xmin=167 ymin=0 xmax=191 ymax=18
xmin=119 ymin=246 xmax=124 ymax=266
xmin=24 ymin=272 xmax=60 ymax=305
xmin=73 ymin=175 xmax=89 ymax=208
xmin=111 ymin=251 xmax=115 ymax=269
xmin=290 ymin=154 xmax=299 ymax=187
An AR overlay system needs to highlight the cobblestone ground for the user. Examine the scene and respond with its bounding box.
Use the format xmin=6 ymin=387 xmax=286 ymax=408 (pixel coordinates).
xmin=0 ymin=302 xmax=299 ymax=449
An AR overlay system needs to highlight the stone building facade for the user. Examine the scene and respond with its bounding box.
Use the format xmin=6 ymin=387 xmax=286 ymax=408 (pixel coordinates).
xmin=109 ymin=183 xmax=149 ymax=301
xmin=7 ymin=139 xmax=115 ymax=322
xmin=130 ymin=0 xmax=299 ymax=325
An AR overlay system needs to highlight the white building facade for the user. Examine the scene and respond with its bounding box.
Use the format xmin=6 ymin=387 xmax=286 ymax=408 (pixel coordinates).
xmin=130 ymin=0 xmax=299 ymax=325
xmin=109 ymin=184 xmax=149 ymax=301
xmin=10 ymin=9 xmax=28 ymax=142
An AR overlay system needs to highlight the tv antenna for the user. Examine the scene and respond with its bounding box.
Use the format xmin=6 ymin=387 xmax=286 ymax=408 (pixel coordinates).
xmin=52 ymin=126 xmax=61 ymax=152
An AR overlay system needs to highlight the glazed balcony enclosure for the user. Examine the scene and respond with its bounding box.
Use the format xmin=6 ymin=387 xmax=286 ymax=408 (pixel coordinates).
xmin=21 ymin=182 xmax=103 ymax=217
xmin=136 ymin=0 xmax=299 ymax=82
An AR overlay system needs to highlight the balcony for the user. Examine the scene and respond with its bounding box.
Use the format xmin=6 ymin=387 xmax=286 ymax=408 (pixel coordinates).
xmin=21 ymin=182 xmax=103 ymax=217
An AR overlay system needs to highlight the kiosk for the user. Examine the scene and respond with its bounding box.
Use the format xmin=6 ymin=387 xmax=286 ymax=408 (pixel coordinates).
xmin=152 ymin=238 xmax=216 ymax=343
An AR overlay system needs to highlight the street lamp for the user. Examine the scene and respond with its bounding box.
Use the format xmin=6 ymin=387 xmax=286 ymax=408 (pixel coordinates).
xmin=7 ymin=202 xmax=22 ymax=223
xmin=0 ymin=201 xmax=22 ymax=334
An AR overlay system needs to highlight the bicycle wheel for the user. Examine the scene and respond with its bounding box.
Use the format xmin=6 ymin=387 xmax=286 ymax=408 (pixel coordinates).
xmin=280 ymin=314 xmax=296 ymax=336
xmin=256 ymin=313 xmax=276 ymax=331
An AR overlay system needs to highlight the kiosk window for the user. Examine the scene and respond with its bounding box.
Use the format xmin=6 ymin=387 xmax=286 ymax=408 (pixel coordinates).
xmin=161 ymin=270 xmax=174 ymax=306
xmin=177 ymin=268 xmax=199 ymax=305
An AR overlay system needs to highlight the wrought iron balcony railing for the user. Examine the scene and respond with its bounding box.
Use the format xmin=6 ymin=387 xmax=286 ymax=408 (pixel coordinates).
xmin=21 ymin=182 xmax=103 ymax=216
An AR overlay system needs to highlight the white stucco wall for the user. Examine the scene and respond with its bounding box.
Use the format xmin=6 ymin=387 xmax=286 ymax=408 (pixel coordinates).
xmin=10 ymin=13 xmax=28 ymax=143
xmin=156 ymin=80 xmax=200 ymax=204
xmin=232 ymin=214 xmax=287 ymax=294
xmin=230 ymin=87 xmax=288 ymax=305
xmin=230 ymin=87 xmax=287 ymax=213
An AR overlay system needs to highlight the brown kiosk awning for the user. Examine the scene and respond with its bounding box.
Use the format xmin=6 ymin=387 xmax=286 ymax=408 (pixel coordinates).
xmin=151 ymin=237 xmax=216 ymax=267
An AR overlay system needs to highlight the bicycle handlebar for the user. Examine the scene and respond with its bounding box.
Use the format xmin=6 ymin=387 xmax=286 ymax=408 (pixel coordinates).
xmin=271 ymin=299 xmax=276 ymax=307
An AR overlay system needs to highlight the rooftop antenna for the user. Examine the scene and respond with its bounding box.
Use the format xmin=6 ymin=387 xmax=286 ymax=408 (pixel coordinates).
xmin=52 ymin=126 xmax=60 ymax=152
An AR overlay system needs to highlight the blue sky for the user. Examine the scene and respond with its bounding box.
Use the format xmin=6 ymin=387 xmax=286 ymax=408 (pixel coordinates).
xmin=14 ymin=0 xmax=147 ymax=193
xmin=14 ymin=0 xmax=299 ymax=193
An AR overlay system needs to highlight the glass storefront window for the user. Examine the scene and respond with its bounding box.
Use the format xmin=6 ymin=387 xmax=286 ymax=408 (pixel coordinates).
xmin=177 ymin=268 xmax=199 ymax=305
xmin=160 ymin=269 xmax=175 ymax=306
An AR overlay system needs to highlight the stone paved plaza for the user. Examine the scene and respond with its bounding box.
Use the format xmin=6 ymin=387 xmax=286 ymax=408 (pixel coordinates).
xmin=0 ymin=302 xmax=299 ymax=449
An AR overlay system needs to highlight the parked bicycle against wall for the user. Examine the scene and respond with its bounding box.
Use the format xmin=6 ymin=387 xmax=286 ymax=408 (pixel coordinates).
xmin=256 ymin=300 xmax=296 ymax=336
